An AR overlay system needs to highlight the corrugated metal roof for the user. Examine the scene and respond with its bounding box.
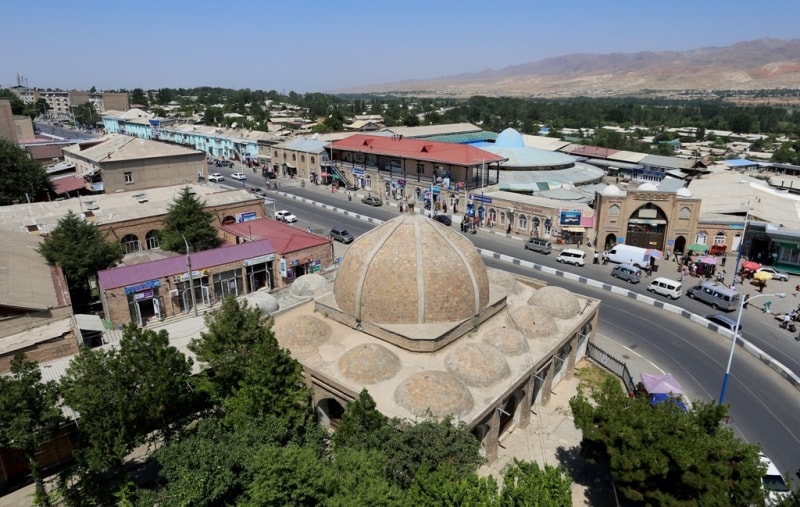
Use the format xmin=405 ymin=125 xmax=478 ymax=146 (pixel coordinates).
xmin=98 ymin=239 xmax=275 ymax=290
xmin=221 ymin=218 xmax=330 ymax=254
xmin=50 ymin=174 xmax=86 ymax=194
xmin=63 ymin=133 xmax=203 ymax=162
xmin=332 ymin=134 xmax=505 ymax=166
xmin=380 ymin=123 xmax=481 ymax=138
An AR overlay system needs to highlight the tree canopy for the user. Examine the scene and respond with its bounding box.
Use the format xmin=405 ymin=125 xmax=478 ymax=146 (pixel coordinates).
xmin=158 ymin=187 xmax=221 ymax=253
xmin=0 ymin=138 xmax=52 ymax=205
xmin=570 ymin=375 xmax=765 ymax=505
xmin=36 ymin=209 xmax=124 ymax=291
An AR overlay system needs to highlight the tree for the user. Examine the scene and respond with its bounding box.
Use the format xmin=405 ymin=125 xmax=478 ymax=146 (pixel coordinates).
xmin=406 ymin=465 xmax=500 ymax=506
xmin=499 ymin=459 xmax=572 ymax=506
xmin=130 ymin=88 xmax=148 ymax=107
xmin=332 ymin=389 xmax=389 ymax=452
xmin=59 ymin=325 xmax=194 ymax=503
xmin=36 ymin=209 xmax=124 ymax=304
xmin=159 ymin=187 xmax=221 ymax=253
xmin=189 ymin=297 xmax=310 ymax=431
xmin=0 ymin=138 xmax=52 ymax=205
xmin=0 ymin=355 xmax=65 ymax=506
xmin=570 ymin=375 xmax=764 ymax=505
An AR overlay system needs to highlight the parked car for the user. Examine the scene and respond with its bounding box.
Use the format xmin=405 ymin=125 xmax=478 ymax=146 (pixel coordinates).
xmin=524 ymin=238 xmax=552 ymax=254
xmin=361 ymin=195 xmax=383 ymax=206
xmin=704 ymin=314 xmax=741 ymax=332
xmin=231 ymin=172 xmax=247 ymax=180
xmin=330 ymin=226 xmax=355 ymax=244
xmin=432 ymin=215 xmax=452 ymax=226
xmin=760 ymin=453 xmax=791 ymax=505
xmin=275 ymin=210 xmax=297 ymax=223
xmin=755 ymin=266 xmax=790 ymax=281
xmin=208 ymin=173 xmax=224 ymax=182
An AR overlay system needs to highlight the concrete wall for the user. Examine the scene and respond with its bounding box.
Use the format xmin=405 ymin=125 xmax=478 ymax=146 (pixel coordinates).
xmin=99 ymin=152 xmax=206 ymax=193
xmin=0 ymin=100 xmax=17 ymax=143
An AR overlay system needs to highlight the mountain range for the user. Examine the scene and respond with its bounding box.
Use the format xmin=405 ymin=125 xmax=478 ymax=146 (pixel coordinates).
xmin=340 ymin=38 xmax=800 ymax=101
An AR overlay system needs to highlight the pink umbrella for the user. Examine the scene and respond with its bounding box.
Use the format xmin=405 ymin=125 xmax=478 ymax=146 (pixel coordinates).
xmin=741 ymin=260 xmax=760 ymax=271
xmin=699 ymin=256 xmax=717 ymax=265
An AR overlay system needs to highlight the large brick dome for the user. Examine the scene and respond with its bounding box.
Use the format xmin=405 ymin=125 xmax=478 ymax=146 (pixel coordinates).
xmin=333 ymin=214 xmax=490 ymax=325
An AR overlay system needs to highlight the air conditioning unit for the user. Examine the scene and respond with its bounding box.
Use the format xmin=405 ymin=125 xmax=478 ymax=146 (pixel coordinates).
xmin=169 ymin=289 xmax=179 ymax=297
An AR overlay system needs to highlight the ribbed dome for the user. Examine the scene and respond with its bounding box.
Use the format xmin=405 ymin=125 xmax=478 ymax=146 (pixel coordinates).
xmin=272 ymin=315 xmax=331 ymax=349
xmin=507 ymin=305 xmax=558 ymax=338
xmin=338 ymin=343 xmax=401 ymax=384
xmin=529 ymin=286 xmax=581 ymax=319
xmin=482 ymin=327 xmax=528 ymax=356
xmin=445 ymin=343 xmax=510 ymax=387
xmin=334 ymin=214 xmax=490 ymax=324
xmin=394 ymin=371 xmax=474 ymax=417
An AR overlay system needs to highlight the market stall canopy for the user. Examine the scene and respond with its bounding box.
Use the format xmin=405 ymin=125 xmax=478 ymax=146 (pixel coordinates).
xmin=753 ymin=270 xmax=772 ymax=281
xmin=687 ymin=243 xmax=709 ymax=253
xmin=741 ymin=260 xmax=761 ymax=271
xmin=698 ymin=256 xmax=717 ymax=265
xmin=640 ymin=372 xmax=684 ymax=395
xmin=645 ymin=248 xmax=663 ymax=259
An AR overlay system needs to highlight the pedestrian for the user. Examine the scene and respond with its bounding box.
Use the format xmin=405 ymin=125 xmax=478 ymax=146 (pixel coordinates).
xmin=743 ymin=293 xmax=750 ymax=310
xmin=758 ymin=279 xmax=766 ymax=293
xmin=593 ymin=251 xmax=599 ymax=264
xmin=666 ymin=248 xmax=671 ymax=261
xmin=506 ymin=224 xmax=512 ymax=234
xmin=721 ymin=256 xmax=726 ymax=267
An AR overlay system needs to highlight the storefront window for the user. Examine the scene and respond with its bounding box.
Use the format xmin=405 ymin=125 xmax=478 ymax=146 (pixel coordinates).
xmin=213 ymin=269 xmax=243 ymax=300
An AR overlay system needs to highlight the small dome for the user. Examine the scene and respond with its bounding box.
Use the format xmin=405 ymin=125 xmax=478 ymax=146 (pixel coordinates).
xmin=637 ymin=182 xmax=658 ymax=191
xmin=601 ymin=184 xmax=623 ymax=196
xmin=394 ymin=371 xmax=474 ymax=418
xmin=334 ymin=214 xmax=489 ymax=325
xmin=676 ymin=187 xmax=692 ymax=197
xmin=529 ymin=286 xmax=581 ymax=319
xmin=486 ymin=268 xmax=523 ymax=295
xmin=494 ymin=128 xmax=526 ymax=148
xmin=338 ymin=343 xmax=401 ymax=384
xmin=507 ymin=306 xmax=558 ymax=338
xmin=244 ymin=291 xmax=279 ymax=314
xmin=291 ymin=273 xmax=329 ymax=297
xmin=273 ymin=315 xmax=331 ymax=349
xmin=482 ymin=327 xmax=528 ymax=356
xmin=445 ymin=343 xmax=510 ymax=387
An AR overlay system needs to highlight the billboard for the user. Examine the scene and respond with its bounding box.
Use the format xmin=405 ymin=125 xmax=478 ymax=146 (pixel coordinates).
xmin=560 ymin=210 xmax=582 ymax=226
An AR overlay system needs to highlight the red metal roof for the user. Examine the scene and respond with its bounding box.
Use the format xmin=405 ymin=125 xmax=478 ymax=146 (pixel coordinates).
xmin=50 ymin=174 xmax=87 ymax=195
xmin=569 ymin=145 xmax=620 ymax=158
xmin=331 ymin=134 xmax=506 ymax=166
xmin=98 ymin=239 xmax=275 ymax=290
xmin=221 ymin=218 xmax=331 ymax=254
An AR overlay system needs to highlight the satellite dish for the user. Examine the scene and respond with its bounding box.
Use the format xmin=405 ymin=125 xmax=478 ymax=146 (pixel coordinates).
xmin=231 ymin=122 xmax=238 ymax=128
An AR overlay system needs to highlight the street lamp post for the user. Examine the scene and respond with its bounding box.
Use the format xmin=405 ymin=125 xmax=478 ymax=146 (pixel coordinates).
xmin=719 ymin=291 xmax=785 ymax=404
xmin=730 ymin=200 xmax=751 ymax=290
xmin=182 ymin=236 xmax=199 ymax=317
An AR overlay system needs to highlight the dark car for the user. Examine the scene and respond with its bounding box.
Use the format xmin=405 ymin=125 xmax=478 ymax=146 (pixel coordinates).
xmin=361 ymin=195 xmax=383 ymax=206
xmin=704 ymin=314 xmax=741 ymax=332
xmin=432 ymin=215 xmax=452 ymax=226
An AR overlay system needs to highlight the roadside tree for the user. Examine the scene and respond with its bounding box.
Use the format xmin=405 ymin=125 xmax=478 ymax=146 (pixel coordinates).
xmin=158 ymin=187 xmax=221 ymax=253
xmin=0 ymin=355 xmax=65 ymax=506
xmin=0 ymin=138 xmax=52 ymax=205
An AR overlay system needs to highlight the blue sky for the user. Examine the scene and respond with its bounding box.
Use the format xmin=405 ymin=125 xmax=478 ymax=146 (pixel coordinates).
xmin=4 ymin=0 xmax=799 ymax=93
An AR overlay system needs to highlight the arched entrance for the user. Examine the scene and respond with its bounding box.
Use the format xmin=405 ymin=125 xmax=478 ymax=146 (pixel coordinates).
xmin=315 ymin=398 xmax=346 ymax=429
xmin=626 ymin=203 xmax=668 ymax=249
xmin=498 ymin=389 xmax=525 ymax=436
xmin=604 ymin=233 xmax=617 ymax=251
xmin=674 ymin=236 xmax=686 ymax=255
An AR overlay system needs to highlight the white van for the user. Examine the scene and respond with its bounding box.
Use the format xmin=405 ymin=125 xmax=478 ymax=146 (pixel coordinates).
xmin=556 ymin=248 xmax=586 ymax=266
xmin=647 ymin=277 xmax=682 ymax=299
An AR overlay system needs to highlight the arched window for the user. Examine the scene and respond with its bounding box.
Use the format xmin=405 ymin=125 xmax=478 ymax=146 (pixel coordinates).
xmin=121 ymin=234 xmax=140 ymax=254
xmin=695 ymin=231 xmax=708 ymax=245
xmin=301 ymin=155 xmax=305 ymax=162
xmin=679 ymin=207 xmax=692 ymax=219
xmin=145 ymin=230 xmax=160 ymax=250
xmin=518 ymin=214 xmax=527 ymax=230
xmin=609 ymin=205 xmax=621 ymax=217
xmin=311 ymin=156 xmax=315 ymax=164
xmin=713 ymin=232 xmax=726 ymax=245
xmin=222 ymin=215 xmax=236 ymax=225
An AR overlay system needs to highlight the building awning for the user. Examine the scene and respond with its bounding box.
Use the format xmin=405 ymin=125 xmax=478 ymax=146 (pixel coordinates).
xmin=629 ymin=219 xmax=667 ymax=225
xmin=564 ymin=227 xmax=585 ymax=232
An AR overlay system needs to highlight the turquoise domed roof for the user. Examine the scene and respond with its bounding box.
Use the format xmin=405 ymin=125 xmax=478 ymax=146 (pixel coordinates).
xmin=495 ymin=128 xmax=526 ymax=148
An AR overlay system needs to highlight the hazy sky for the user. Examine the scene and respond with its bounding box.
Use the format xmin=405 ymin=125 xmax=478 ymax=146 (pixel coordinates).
xmin=4 ymin=0 xmax=799 ymax=94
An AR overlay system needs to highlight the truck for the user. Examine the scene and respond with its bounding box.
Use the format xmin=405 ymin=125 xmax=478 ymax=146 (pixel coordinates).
xmin=603 ymin=244 xmax=650 ymax=268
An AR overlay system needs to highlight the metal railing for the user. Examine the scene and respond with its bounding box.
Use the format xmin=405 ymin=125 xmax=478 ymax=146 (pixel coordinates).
xmin=587 ymin=342 xmax=636 ymax=394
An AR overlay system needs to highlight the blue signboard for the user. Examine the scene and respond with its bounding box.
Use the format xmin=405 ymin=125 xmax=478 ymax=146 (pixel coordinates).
xmin=470 ymin=194 xmax=493 ymax=203
xmin=465 ymin=203 xmax=476 ymax=218
xmin=124 ymin=279 xmax=161 ymax=295
xmin=559 ymin=210 xmax=582 ymax=226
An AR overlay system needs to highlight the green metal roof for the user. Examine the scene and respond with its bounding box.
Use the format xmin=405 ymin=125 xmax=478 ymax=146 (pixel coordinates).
xmin=422 ymin=131 xmax=498 ymax=144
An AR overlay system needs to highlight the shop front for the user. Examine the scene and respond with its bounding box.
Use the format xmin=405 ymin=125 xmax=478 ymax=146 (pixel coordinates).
xmin=124 ymin=280 xmax=164 ymax=326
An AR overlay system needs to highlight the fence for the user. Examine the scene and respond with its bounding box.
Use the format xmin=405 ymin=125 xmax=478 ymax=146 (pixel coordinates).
xmin=587 ymin=342 xmax=636 ymax=395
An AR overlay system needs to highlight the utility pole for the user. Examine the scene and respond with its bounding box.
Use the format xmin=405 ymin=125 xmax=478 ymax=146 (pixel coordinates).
xmin=183 ymin=236 xmax=198 ymax=317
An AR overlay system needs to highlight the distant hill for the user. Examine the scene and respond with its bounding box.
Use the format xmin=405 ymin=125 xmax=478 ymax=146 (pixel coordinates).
xmin=338 ymin=38 xmax=800 ymax=100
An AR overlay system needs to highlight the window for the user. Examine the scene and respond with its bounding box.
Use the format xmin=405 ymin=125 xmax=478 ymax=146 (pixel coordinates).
xmin=695 ymin=231 xmax=707 ymax=245
xmin=679 ymin=207 xmax=692 ymax=219
xmin=714 ymin=232 xmax=726 ymax=245
xmin=292 ymin=154 xmax=296 ymax=161
xmin=311 ymin=156 xmax=315 ymax=164
xmin=121 ymin=234 xmax=140 ymax=254
xmin=609 ymin=205 xmax=621 ymax=217
xmin=145 ymin=230 xmax=160 ymax=250
xmin=518 ymin=214 xmax=527 ymax=229
xmin=301 ymin=155 xmax=305 ymax=162
xmin=124 ymin=172 xmax=133 ymax=184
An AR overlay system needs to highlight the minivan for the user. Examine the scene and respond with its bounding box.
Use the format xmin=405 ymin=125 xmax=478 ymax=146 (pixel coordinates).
xmin=611 ymin=264 xmax=641 ymax=283
xmin=524 ymin=238 xmax=552 ymax=254
xmin=647 ymin=277 xmax=682 ymax=299
xmin=556 ymin=248 xmax=586 ymax=266
xmin=686 ymin=281 xmax=740 ymax=311
xmin=329 ymin=226 xmax=354 ymax=244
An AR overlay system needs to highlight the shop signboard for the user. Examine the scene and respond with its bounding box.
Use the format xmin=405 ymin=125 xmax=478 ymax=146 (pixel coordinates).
xmin=560 ymin=210 xmax=582 ymax=226
xmin=124 ymin=279 xmax=160 ymax=295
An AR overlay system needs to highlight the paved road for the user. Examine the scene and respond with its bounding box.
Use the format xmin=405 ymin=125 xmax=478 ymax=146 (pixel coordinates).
xmin=265 ymin=176 xmax=800 ymax=483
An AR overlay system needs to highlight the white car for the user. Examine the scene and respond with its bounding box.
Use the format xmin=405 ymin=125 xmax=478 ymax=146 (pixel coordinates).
xmin=208 ymin=173 xmax=224 ymax=182
xmin=231 ymin=172 xmax=247 ymax=180
xmin=275 ymin=210 xmax=297 ymax=223
xmin=755 ymin=266 xmax=790 ymax=282
xmin=760 ymin=453 xmax=790 ymax=505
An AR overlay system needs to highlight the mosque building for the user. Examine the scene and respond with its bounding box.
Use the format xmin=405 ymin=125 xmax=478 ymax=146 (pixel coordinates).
xmin=271 ymin=205 xmax=600 ymax=461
